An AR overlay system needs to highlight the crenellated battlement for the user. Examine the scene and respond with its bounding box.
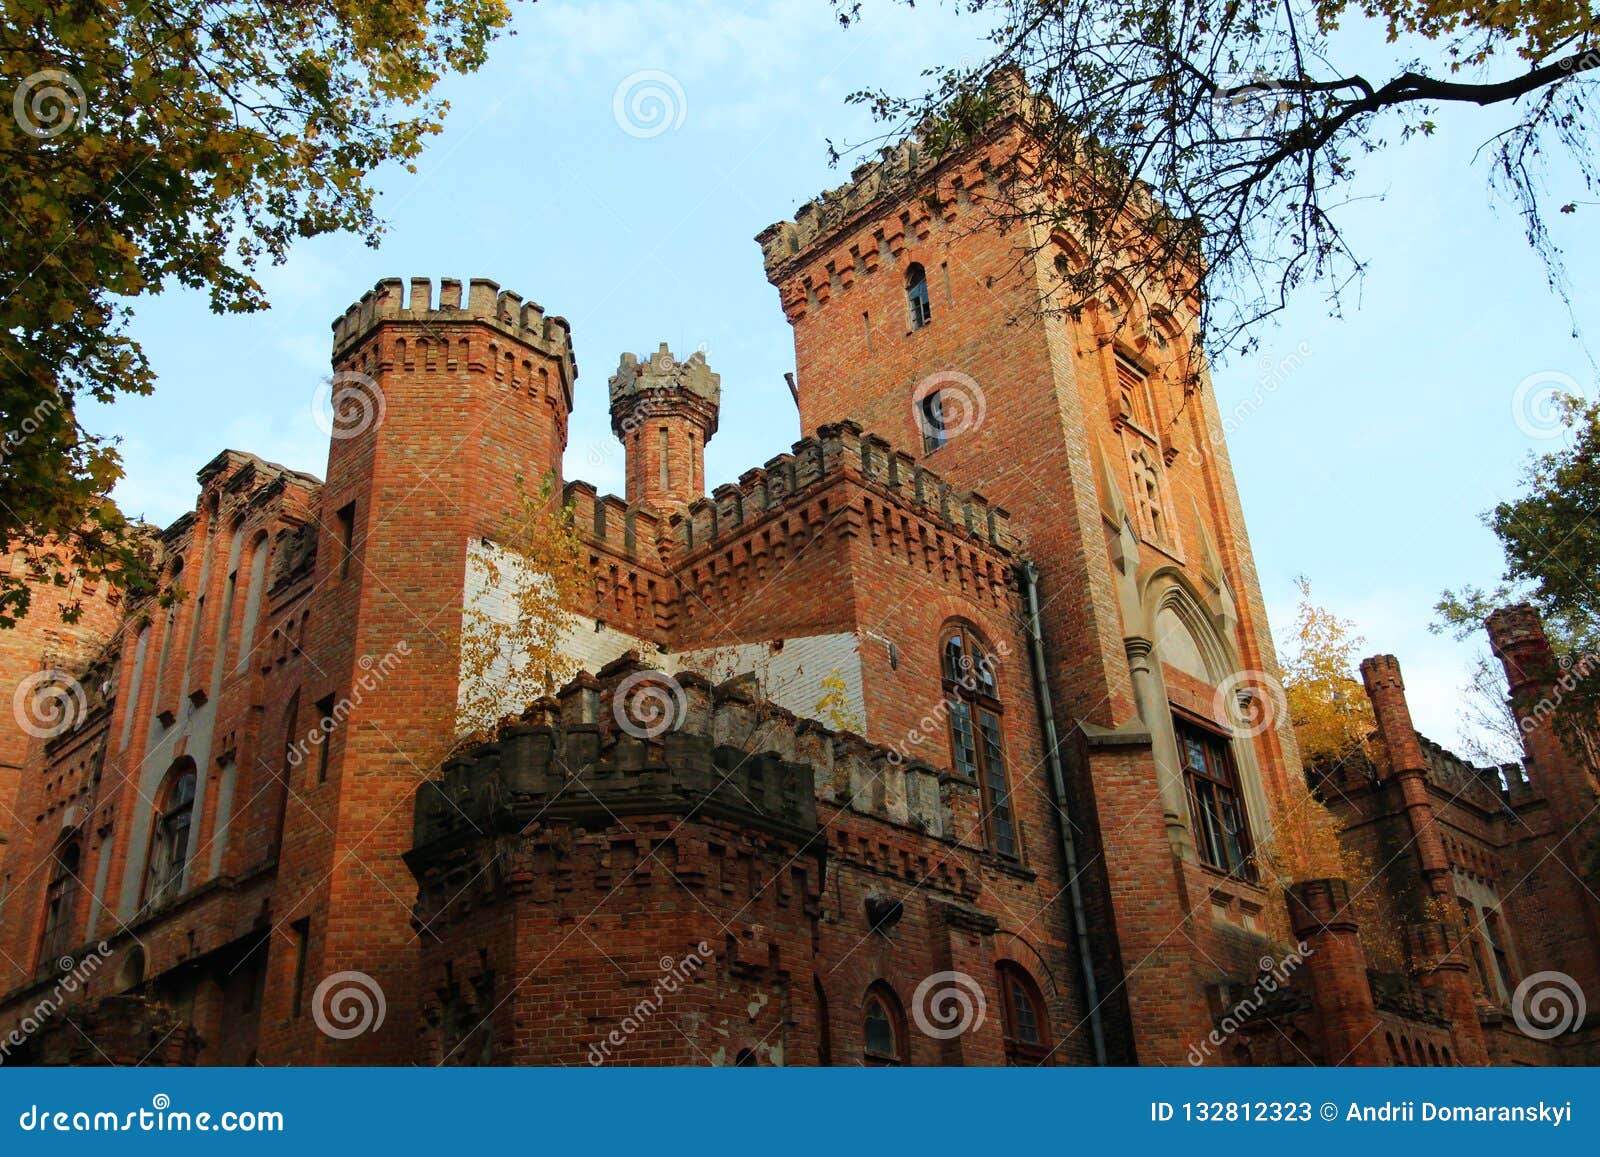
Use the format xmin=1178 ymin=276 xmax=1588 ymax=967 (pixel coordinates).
xmin=755 ymin=71 xmax=1036 ymax=285
xmin=562 ymin=480 xmax=666 ymax=566
xmin=408 ymin=655 xmax=958 ymax=857
xmin=671 ymin=419 xmax=1015 ymax=557
xmin=330 ymin=276 xmax=577 ymax=389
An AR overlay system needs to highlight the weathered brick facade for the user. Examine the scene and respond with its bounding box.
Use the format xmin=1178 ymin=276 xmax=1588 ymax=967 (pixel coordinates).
xmin=1 ymin=114 xmax=1596 ymax=1067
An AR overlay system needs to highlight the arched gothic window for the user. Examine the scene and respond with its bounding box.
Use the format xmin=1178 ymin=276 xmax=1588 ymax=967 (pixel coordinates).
xmin=145 ymin=761 xmax=197 ymax=905
xmin=997 ymin=962 xmax=1051 ymax=1065
xmin=863 ymin=983 xmax=906 ymax=1065
xmin=39 ymin=837 xmax=82 ymax=966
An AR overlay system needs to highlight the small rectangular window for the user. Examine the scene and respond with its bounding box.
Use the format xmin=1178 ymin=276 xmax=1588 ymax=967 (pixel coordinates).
xmin=335 ymin=502 xmax=356 ymax=580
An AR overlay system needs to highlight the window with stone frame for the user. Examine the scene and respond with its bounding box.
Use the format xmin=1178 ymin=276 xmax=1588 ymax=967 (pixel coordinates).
xmin=863 ymin=983 xmax=906 ymax=1065
xmin=38 ymin=837 xmax=82 ymax=968
xmin=144 ymin=761 xmax=197 ymax=906
xmin=941 ymin=622 xmax=1018 ymax=859
xmin=1131 ymin=447 xmax=1171 ymax=546
xmin=1176 ymin=717 xmax=1256 ymax=881
xmin=998 ymin=962 xmax=1051 ymax=1065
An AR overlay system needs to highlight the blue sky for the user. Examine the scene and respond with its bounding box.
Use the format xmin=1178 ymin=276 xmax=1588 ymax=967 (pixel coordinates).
xmin=81 ymin=0 xmax=1599 ymax=756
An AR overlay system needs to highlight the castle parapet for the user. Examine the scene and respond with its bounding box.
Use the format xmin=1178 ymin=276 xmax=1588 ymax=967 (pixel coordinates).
xmin=670 ymin=419 xmax=1015 ymax=557
xmin=331 ymin=276 xmax=577 ymax=400
xmin=408 ymin=656 xmax=959 ymax=858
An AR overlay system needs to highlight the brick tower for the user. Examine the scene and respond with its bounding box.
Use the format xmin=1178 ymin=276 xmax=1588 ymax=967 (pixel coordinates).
xmin=757 ymin=96 xmax=1301 ymax=1062
xmin=263 ymin=277 xmax=576 ymax=1062
xmin=609 ymin=344 xmax=719 ymax=515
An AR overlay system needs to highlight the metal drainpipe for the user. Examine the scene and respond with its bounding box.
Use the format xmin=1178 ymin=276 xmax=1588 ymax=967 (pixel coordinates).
xmin=1021 ymin=560 xmax=1108 ymax=1065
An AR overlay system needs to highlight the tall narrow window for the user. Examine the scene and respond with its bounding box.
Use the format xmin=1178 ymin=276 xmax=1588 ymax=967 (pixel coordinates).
xmin=862 ymin=983 xmax=905 ymax=1065
xmin=658 ymin=427 xmax=670 ymax=491
xmin=1483 ymin=909 xmax=1516 ymax=995
xmin=334 ymin=501 xmax=356 ymax=580
xmin=941 ymin=622 xmax=1016 ymax=858
xmin=1132 ymin=448 xmax=1167 ymax=544
xmin=1457 ymin=898 xmax=1495 ymax=995
xmin=39 ymin=839 xmax=82 ymax=967
xmin=919 ymin=390 xmax=947 ymax=455
xmin=905 ymin=262 xmax=931 ymax=330
xmin=1177 ymin=719 xmax=1255 ymax=880
xmin=314 ymin=693 xmax=336 ymax=784
xmin=290 ymin=917 xmax=311 ymax=1018
xmin=998 ymin=963 xmax=1051 ymax=1065
xmin=1115 ymin=351 xmax=1154 ymax=430
xmin=144 ymin=761 xmax=198 ymax=905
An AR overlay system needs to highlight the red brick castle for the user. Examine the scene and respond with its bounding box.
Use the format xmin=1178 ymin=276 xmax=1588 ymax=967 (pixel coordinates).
xmin=1 ymin=107 xmax=1596 ymax=1066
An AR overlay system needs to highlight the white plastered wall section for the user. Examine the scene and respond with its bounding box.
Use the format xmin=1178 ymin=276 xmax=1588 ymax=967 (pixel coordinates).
xmin=458 ymin=538 xmax=866 ymax=733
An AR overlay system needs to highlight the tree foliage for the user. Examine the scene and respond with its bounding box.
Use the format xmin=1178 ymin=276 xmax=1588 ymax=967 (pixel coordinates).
xmin=456 ymin=475 xmax=588 ymax=743
xmin=1436 ymin=396 xmax=1600 ymax=735
xmin=835 ymin=0 xmax=1597 ymax=357
xmin=1280 ymin=577 xmax=1378 ymax=768
xmin=1 ymin=0 xmax=514 ymax=628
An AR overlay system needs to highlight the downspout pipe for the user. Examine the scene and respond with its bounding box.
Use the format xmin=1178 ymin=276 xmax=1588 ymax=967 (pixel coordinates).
xmin=1021 ymin=560 xmax=1108 ymax=1066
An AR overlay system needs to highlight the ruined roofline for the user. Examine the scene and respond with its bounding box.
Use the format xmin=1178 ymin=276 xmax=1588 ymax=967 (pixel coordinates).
xmin=409 ymin=653 xmax=962 ymax=859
